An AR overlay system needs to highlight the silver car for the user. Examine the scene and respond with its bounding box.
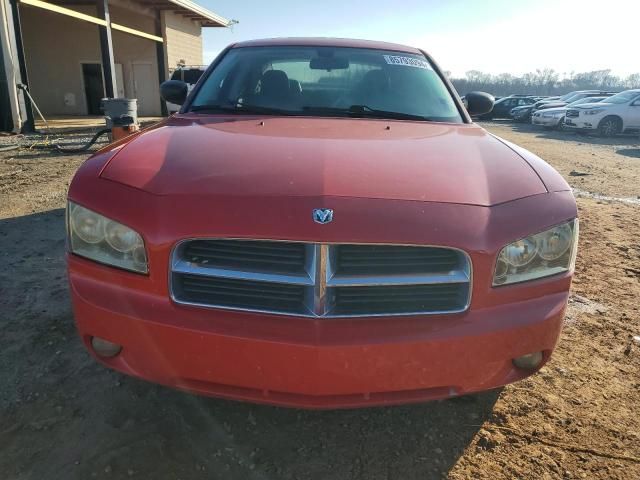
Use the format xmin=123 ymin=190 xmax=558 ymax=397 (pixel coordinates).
xmin=531 ymin=97 xmax=608 ymax=129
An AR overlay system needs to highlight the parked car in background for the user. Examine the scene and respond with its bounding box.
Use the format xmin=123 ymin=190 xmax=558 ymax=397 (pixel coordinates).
xmin=66 ymin=37 xmax=578 ymax=409
xmin=535 ymin=92 xmax=615 ymax=113
xmin=531 ymin=96 xmax=561 ymax=107
xmin=166 ymin=66 xmax=206 ymax=113
xmin=513 ymin=92 xmax=616 ymax=123
xmin=510 ymin=104 xmax=536 ymax=122
xmin=564 ymin=89 xmax=640 ymax=137
xmin=480 ymin=95 xmax=537 ymax=119
xmin=530 ymin=92 xmax=589 ymax=112
xmin=530 ymin=91 xmax=617 ymax=115
xmin=531 ymin=97 xmax=608 ymax=129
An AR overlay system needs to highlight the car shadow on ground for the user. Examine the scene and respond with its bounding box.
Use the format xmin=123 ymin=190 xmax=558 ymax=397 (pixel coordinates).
xmin=480 ymin=119 xmax=640 ymax=148
xmin=0 ymin=209 xmax=502 ymax=480
xmin=616 ymin=148 xmax=640 ymax=159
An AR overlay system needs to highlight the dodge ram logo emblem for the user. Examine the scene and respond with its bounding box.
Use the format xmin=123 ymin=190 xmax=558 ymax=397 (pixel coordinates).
xmin=313 ymin=208 xmax=333 ymax=224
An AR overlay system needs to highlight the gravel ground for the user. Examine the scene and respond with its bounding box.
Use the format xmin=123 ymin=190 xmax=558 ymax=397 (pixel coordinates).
xmin=0 ymin=122 xmax=639 ymax=479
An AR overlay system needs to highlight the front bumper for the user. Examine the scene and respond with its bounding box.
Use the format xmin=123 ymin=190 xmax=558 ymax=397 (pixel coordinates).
xmin=532 ymin=115 xmax=562 ymax=127
xmin=564 ymin=117 xmax=597 ymax=130
xmin=512 ymin=111 xmax=532 ymax=121
xmin=69 ymin=253 xmax=570 ymax=409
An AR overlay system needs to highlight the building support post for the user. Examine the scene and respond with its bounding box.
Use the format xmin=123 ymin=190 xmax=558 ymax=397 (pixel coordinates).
xmin=155 ymin=10 xmax=167 ymax=116
xmin=96 ymin=0 xmax=116 ymax=98
xmin=8 ymin=0 xmax=34 ymax=132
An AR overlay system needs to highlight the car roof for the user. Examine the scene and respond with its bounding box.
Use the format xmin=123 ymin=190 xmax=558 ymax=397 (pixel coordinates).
xmin=231 ymin=37 xmax=423 ymax=54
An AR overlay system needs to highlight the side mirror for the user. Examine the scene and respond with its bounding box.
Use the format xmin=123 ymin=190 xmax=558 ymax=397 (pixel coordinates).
xmin=160 ymin=80 xmax=188 ymax=106
xmin=465 ymin=91 xmax=495 ymax=116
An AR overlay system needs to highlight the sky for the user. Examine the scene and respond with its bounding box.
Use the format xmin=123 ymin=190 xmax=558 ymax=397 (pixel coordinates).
xmin=197 ymin=0 xmax=638 ymax=78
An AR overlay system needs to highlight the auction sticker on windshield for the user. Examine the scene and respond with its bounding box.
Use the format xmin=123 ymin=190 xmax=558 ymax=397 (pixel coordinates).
xmin=383 ymin=55 xmax=432 ymax=70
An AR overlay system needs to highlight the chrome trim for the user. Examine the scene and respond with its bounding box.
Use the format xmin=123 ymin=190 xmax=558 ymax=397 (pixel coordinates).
xmin=169 ymin=238 xmax=473 ymax=318
xmin=172 ymin=260 xmax=314 ymax=286
xmin=312 ymin=244 xmax=329 ymax=315
xmin=326 ymin=272 xmax=470 ymax=287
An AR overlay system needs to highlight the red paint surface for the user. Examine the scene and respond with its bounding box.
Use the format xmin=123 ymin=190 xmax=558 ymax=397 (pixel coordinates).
xmin=68 ymin=90 xmax=576 ymax=409
xmin=69 ymin=252 xmax=568 ymax=409
xmin=101 ymin=117 xmax=549 ymax=206
xmin=232 ymin=37 xmax=426 ymax=53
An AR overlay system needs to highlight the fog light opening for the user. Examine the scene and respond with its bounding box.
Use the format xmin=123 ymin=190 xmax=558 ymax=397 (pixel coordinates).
xmin=513 ymin=351 xmax=543 ymax=370
xmin=91 ymin=336 xmax=122 ymax=358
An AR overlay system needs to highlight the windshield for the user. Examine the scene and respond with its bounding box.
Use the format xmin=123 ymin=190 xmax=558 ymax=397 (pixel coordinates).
xmin=189 ymin=46 xmax=462 ymax=123
xmin=569 ymin=97 xmax=604 ymax=106
xmin=600 ymin=90 xmax=640 ymax=104
xmin=562 ymin=93 xmax=586 ymax=103
xmin=559 ymin=92 xmax=577 ymax=101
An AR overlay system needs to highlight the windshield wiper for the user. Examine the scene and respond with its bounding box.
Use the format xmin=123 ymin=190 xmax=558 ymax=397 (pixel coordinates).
xmin=349 ymin=105 xmax=432 ymax=121
xmin=191 ymin=103 xmax=431 ymax=121
xmin=190 ymin=103 xmax=297 ymax=115
xmin=302 ymin=105 xmax=431 ymax=121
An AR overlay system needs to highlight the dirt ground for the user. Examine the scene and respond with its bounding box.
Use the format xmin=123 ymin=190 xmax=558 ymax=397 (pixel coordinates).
xmin=0 ymin=123 xmax=639 ymax=479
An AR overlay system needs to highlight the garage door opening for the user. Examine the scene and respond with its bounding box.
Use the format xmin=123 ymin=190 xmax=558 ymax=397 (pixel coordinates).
xmin=81 ymin=63 xmax=105 ymax=115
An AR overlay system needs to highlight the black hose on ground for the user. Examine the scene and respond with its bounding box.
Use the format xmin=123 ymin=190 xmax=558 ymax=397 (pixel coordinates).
xmin=55 ymin=129 xmax=111 ymax=153
xmin=1 ymin=84 xmax=113 ymax=154
xmin=0 ymin=145 xmax=20 ymax=152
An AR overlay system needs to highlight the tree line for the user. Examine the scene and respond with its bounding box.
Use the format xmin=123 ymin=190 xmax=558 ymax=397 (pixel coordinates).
xmin=447 ymin=69 xmax=640 ymax=97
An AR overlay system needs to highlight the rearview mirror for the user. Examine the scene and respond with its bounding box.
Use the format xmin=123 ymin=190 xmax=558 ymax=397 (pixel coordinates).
xmin=465 ymin=91 xmax=495 ymax=116
xmin=160 ymin=80 xmax=188 ymax=106
xmin=310 ymin=57 xmax=349 ymax=70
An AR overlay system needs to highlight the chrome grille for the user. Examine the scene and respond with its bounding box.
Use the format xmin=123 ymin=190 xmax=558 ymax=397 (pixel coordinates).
xmin=566 ymin=109 xmax=579 ymax=118
xmin=175 ymin=274 xmax=307 ymax=314
xmin=171 ymin=240 xmax=472 ymax=317
xmin=183 ymin=239 xmax=307 ymax=275
xmin=334 ymin=244 xmax=461 ymax=275
xmin=331 ymin=284 xmax=469 ymax=316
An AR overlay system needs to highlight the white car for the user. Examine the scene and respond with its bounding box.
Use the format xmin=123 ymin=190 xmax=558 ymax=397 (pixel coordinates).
xmin=531 ymin=96 xmax=608 ymax=129
xmin=165 ymin=66 xmax=205 ymax=114
xmin=564 ymin=89 xmax=640 ymax=137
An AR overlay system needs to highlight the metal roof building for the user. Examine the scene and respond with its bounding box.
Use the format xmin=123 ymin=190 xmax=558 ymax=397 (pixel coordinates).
xmin=0 ymin=0 xmax=231 ymax=132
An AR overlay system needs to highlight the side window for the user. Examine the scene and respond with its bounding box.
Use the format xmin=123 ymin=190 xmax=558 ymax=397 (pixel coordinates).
xmin=189 ymin=51 xmax=247 ymax=106
xmin=170 ymin=70 xmax=182 ymax=81
xmin=183 ymin=69 xmax=204 ymax=85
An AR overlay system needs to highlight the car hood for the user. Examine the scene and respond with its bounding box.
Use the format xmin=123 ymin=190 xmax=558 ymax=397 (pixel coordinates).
xmin=537 ymin=106 xmax=567 ymax=114
xmin=100 ymin=115 xmax=548 ymax=207
xmin=538 ymin=102 xmax=567 ymax=109
xmin=572 ymin=102 xmax=611 ymax=109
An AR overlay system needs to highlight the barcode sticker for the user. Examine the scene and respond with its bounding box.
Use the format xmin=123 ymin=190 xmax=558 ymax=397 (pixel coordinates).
xmin=383 ymin=55 xmax=432 ymax=70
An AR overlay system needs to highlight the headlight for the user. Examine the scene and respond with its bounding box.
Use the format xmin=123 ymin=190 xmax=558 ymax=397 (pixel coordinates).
xmin=493 ymin=219 xmax=578 ymax=286
xmin=67 ymin=201 xmax=148 ymax=274
xmin=584 ymin=109 xmax=604 ymax=115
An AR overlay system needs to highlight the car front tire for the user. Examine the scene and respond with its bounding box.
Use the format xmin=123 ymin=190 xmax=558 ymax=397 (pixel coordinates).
xmin=597 ymin=116 xmax=621 ymax=137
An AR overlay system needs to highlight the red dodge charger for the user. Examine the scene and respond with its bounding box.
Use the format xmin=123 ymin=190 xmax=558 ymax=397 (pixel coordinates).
xmin=66 ymin=38 xmax=578 ymax=409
